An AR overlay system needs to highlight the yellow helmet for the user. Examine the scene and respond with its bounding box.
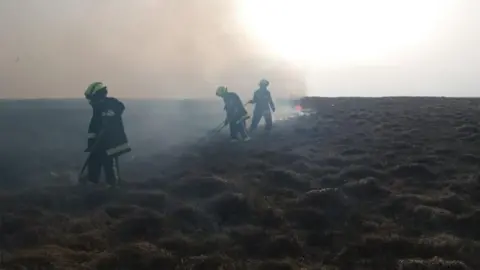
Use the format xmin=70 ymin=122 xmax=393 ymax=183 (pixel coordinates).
xmin=259 ymin=79 xmax=269 ymax=87
xmin=85 ymin=82 xmax=107 ymax=99
xmin=216 ymin=86 xmax=228 ymax=97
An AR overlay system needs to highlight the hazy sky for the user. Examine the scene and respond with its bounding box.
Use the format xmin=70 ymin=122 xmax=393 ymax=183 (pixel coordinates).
xmin=0 ymin=0 xmax=478 ymax=98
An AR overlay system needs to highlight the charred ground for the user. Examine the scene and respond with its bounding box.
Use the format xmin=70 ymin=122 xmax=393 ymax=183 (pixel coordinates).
xmin=1 ymin=97 xmax=480 ymax=269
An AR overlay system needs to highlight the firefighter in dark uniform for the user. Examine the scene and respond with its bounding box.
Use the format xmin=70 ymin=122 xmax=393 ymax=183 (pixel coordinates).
xmin=248 ymin=79 xmax=276 ymax=132
xmin=216 ymin=86 xmax=251 ymax=142
xmin=84 ymin=82 xmax=131 ymax=187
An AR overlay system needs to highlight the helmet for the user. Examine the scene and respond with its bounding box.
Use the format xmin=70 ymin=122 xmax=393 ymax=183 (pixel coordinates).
xmin=259 ymin=79 xmax=269 ymax=87
xmin=216 ymin=86 xmax=228 ymax=97
xmin=85 ymin=82 xmax=107 ymax=100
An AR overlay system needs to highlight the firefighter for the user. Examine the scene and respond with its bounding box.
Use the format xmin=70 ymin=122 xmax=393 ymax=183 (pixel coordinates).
xmin=215 ymin=86 xmax=251 ymax=142
xmin=84 ymin=82 xmax=131 ymax=187
xmin=248 ymin=79 xmax=276 ymax=132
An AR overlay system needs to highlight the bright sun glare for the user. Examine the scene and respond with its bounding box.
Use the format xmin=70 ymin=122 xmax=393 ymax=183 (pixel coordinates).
xmin=236 ymin=0 xmax=453 ymax=67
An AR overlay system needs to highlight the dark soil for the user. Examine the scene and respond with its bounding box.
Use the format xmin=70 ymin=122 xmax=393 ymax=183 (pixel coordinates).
xmin=1 ymin=97 xmax=480 ymax=269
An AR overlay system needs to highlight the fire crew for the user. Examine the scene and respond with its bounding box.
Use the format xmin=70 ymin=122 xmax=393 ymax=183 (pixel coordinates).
xmin=84 ymin=82 xmax=131 ymax=187
xmin=248 ymin=79 xmax=276 ymax=132
xmin=215 ymin=86 xmax=251 ymax=142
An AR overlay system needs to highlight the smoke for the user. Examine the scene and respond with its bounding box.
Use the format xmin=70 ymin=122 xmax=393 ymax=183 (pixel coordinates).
xmin=0 ymin=0 xmax=306 ymax=99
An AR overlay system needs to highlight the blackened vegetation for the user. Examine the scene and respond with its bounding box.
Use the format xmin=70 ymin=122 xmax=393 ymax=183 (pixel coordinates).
xmin=2 ymin=97 xmax=480 ymax=269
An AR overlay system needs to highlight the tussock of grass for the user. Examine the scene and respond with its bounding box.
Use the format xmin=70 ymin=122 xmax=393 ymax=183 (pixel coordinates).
xmin=3 ymin=97 xmax=480 ymax=269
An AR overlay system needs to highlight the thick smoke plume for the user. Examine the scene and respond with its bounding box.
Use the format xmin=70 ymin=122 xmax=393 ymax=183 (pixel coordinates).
xmin=0 ymin=0 xmax=306 ymax=99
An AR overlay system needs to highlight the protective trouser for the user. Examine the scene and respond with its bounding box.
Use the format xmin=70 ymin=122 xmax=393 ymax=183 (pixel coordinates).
xmin=87 ymin=150 xmax=120 ymax=186
xmin=229 ymin=118 xmax=249 ymax=140
xmin=250 ymin=109 xmax=273 ymax=131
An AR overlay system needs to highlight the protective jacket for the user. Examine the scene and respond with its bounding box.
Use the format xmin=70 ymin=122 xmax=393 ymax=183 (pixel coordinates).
xmin=251 ymin=89 xmax=275 ymax=112
xmin=222 ymin=92 xmax=248 ymax=121
xmin=87 ymin=97 xmax=131 ymax=157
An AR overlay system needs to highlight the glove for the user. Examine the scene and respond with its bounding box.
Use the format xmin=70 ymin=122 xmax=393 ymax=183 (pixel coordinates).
xmin=85 ymin=138 xmax=95 ymax=152
xmin=272 ymin=107 xmax=276 ymax=112
xmin=85 ymin=130 xmax=104 ymax=152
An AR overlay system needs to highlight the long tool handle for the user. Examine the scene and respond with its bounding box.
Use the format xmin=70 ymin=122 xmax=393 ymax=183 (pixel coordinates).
xmin=77 ymin=130 xmax=105 ymax=180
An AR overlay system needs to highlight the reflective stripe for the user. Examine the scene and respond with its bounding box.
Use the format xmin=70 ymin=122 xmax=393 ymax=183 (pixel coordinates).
xmin=236 ymin=114 xmax=250 ymax=124
xmin=88 ymin=133 xmax=96 ymax=139
xmin=102 ymin=110 xmax=115 ymax=117
xmin=106 ymin=143 xmax=131 ymax=156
